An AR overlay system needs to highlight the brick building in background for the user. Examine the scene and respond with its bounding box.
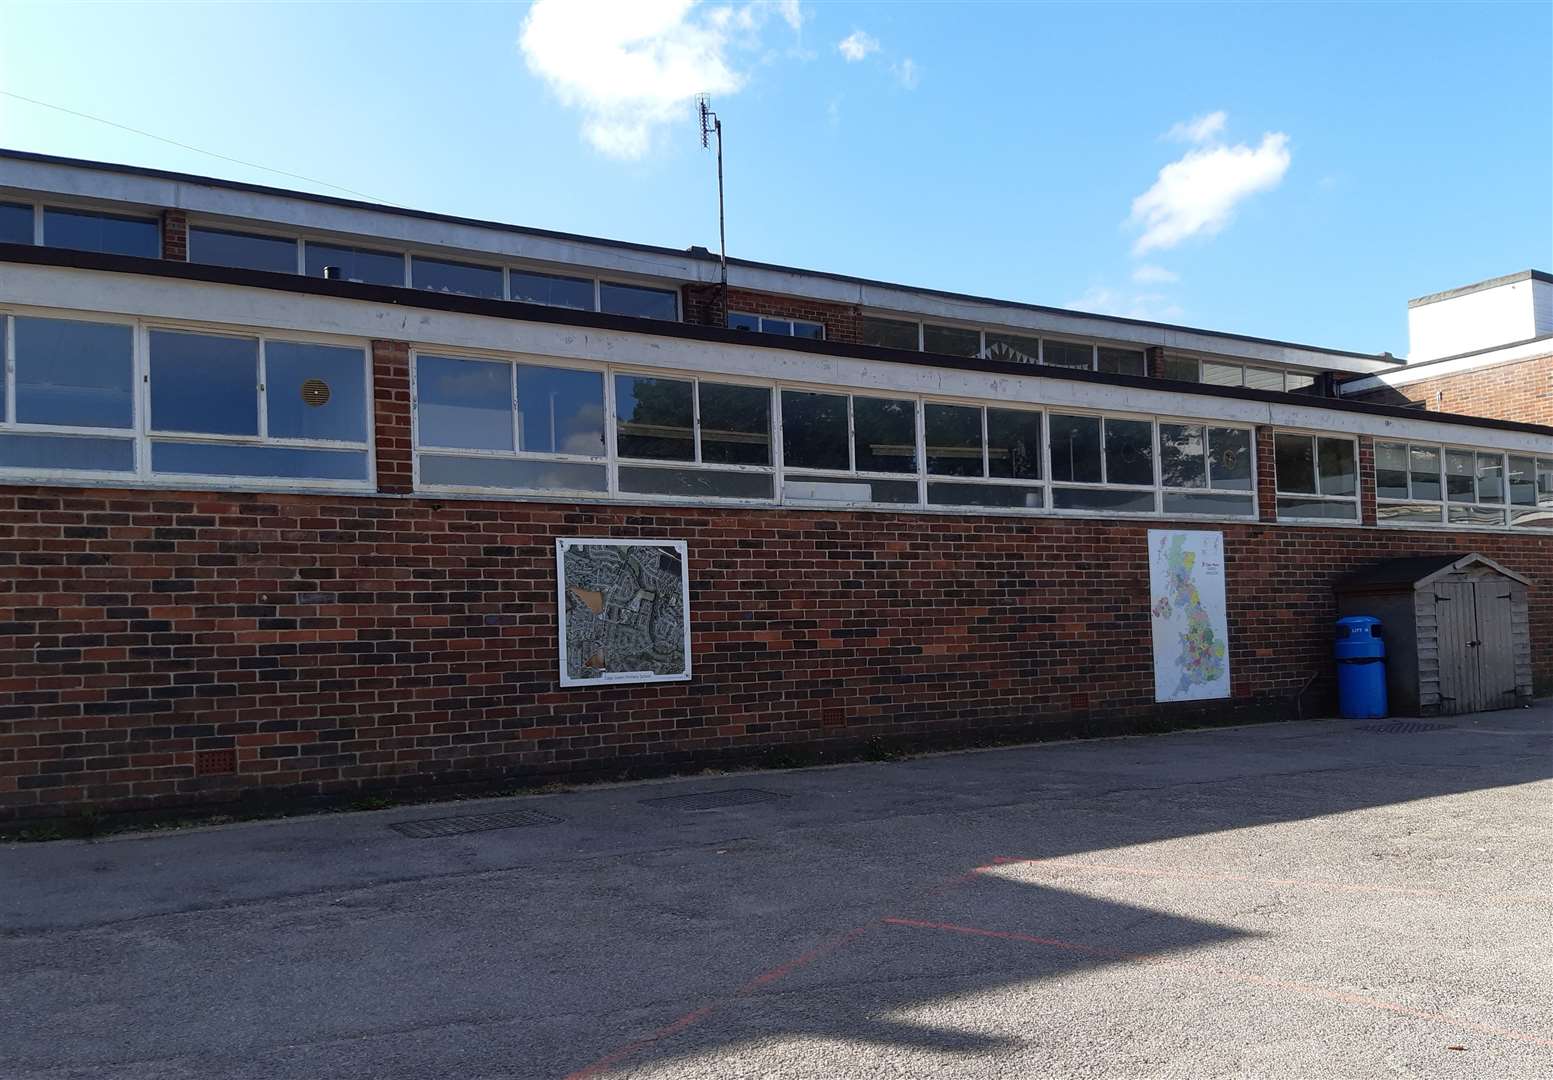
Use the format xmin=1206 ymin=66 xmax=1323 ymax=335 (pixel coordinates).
xmin=0 ymin=149 xmax=1548 ymax=823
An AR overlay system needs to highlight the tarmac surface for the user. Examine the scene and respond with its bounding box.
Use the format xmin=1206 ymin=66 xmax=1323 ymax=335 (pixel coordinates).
xmin=3 ymin=704 xmax=1551 ymax=1079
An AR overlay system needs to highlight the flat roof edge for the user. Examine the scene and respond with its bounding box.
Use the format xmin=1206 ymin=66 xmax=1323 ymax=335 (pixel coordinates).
xmin=3 ymin=244 xmax=1547 ymax=439
xmin=1408 ymin=269 xmax=1553 ymax=308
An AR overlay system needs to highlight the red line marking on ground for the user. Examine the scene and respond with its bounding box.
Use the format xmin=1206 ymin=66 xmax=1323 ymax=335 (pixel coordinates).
xmin=562 ymin=925 xmax=871 ymax=1080
xmin=882 ymin=917 xmax=1553 ymax=1049
xmin=977 ymin=858 xmax=1550 ymax=904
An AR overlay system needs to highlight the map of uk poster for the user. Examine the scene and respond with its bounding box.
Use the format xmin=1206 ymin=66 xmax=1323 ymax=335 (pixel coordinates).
xmin=1147 ymin=529 xmax=1231 ymax=702
xmin=556 ymin=538 xmax=691 ymax=687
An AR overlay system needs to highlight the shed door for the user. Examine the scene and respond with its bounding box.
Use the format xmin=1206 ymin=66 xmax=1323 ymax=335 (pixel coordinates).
xmin=1434 ymin=580 xmax=1517 ymax=714
xmin=1473 ymin=581 xmax=1518 ymax=711
xmin=1434 ymin=582 xmax=1477 ymax=715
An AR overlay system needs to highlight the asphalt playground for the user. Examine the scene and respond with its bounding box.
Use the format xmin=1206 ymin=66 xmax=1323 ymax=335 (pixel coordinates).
xmin=3 ymin=704 xmax=1550 ymax=1079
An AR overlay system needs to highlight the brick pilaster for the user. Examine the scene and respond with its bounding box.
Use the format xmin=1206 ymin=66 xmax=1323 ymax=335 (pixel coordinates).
xmin=161 ymin=209 xmax=188 ymax=261
xmin=1256 ymin=427 xmax=1278 ymax=522
xmin=1357 ymin=435 xmax=1377 ymax=526
xmin=1147 ymin=346 xmax=1168 ymax=380
xmin=372 ymin=340 xmax=413 ymax=493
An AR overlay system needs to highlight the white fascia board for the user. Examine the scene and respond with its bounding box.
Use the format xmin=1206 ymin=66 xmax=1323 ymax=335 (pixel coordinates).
xmin=729 ymin=263 xmax=1391 ymax=375
xmin=5 ymin=264 xmax=1548 ymax=455
xmin=1341 ymin=336 xmax=1553 ymax=393
xmin=0 ymin=157 xmax=715 ymax=286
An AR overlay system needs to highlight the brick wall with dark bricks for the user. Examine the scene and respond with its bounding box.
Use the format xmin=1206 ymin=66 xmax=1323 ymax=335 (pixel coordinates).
xmin=1345 ymin=352 xmax=1553 ymax=426
xmin=682 ymin=284 xmax=864 ymax=344
xmin=160 ymin=210 xmax=188 ymax=262
xmin=1 ymin=486 xmax=1548 ymax=822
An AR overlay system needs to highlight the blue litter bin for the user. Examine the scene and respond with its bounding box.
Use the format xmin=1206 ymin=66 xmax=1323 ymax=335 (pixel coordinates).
xmin=1335 ymin=616 xmax=1387 ymax=719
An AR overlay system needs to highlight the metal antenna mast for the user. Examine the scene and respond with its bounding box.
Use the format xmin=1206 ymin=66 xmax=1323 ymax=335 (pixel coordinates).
xmin=695 ymin=93 xmax=728 ymax=327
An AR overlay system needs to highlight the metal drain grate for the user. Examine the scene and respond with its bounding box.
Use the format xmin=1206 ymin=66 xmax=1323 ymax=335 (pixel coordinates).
xmin=390 ymin=808 xmax=562 ymax=838
xmin=642 ymin=788 xmax=789 ymax=811
xmin=1357 ymin=721 xmax=1453 ymax=734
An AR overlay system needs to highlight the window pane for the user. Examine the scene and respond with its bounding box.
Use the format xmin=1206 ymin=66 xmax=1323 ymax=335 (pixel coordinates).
xmin=784 ymin=475 xmax=917 ymax=505
xmin=1208 ymin=427 xmax=1253 ymax=491
xmin=1286 ymin=373 xmax=1318 ymax=394
xmin=265 ymin=342 xmax=368 ymax=443
xmin=1317 ymin=438 xmax=1356 ymax=497
xmin=517 ymin=365 xmax=605 ymax=456
xmin=923 ymin=324 xmax=980 ymax=357
xmin=928 ymin=482 xmax=1043 ymax=509
xmin=727 ymin=312 xmax=760 ymax=332
xmin=415 ymin=355 xmax=513 ymax=451
xmin=924 ymin=403 xmax=983 ymax=477
xmin=1445 ymin=449 xmax=1476 ymax=502
xmin=619 ymin=465 xmax=773 ymax=500
xmin=1244 ymin=366 xmax=1284 ymax=392
xmin=599 ymin=282 xmax=677 ymax=320
xmin=983 ymin=331 xmax=1041 ymax=365
xmin=189 ymin=227 xmax=296 ymax=273
xmin=986 ymin=408 xmax=1042 ymax=480
xmin=1163 ymin=356 xmax=1200 ymax=382
xmin=13 ymin=317 xmax=134 ymax=429
xmin=1476 ymin=452 xmax=1505 ymax=504
xmin=511 ymin=270 xmax=595 ymax=309
xmin=1053 ymin=487 xmax=1155 ymax=512
xmin=418 ymin=454 xmax=605 ymax=492
xmin=1042 ymin=341 xmax=1093 ymax=370
xmin=614 ymin=375 xmax=693 ymax=461
xmin=1377 ymin=503 xmax=1445 ymax=525
xmin=1162 ymin=492 xmax=1254 ymax=517
xmin=0 ymin=433 xmax=133 ymax=471
xmin=1202 ymin=362 xmax=1243 ymax=387
xmin=1048 ymin=414 xmax=1102 ymax=483
xmin=698 ymin=382 xmax=770 ymax=466
xmin=1274 ymin=433 xmax=1316 ymax=494
xmin=861 ymin=316 xmax=919 ymax=351
xmin=1409 ymin=445 xmax=1442 ymax=501
xmin=792 ymin=321 xmax=824 ymax=340
xmin=761 ymin=318 xmax=793 ymax=336
xmin=853 ymin=396 xmax=917 ymax=473
xmin=1159 ymin=423 xmax=1206 ymax=489
xmin=780 ymin=390 xmax=849 ymax=471
xmin=0 ymin=201 xmax=31 ymax=244
xmin=149 ymin=331 xmax=259 ymax=435
xmin=1278 ymin=497 xmax=1357 ymax=521
xmin=1097 ymin=347 xmax=1146 ymax=376
xmin=1375 ymin=442 xmax=1410 ymax=500
xmin=304 ymin=242 xmax=404 ymax=285
xmin=411 ymin=256 xmax=503 ymax=299
xmin=1448 ymin=504 xmax=1506 ymax=527
xmin=152 ymin=441 xmax=368 ymax=481
xmin=1104 ymin=418 xmax=1154 ymax=486
xmin=42 ymin=207 xmax=158 ymax=258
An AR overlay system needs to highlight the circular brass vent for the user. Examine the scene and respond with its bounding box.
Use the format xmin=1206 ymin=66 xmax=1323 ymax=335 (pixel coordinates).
xmin=300 ymin=378 xmax=331 ymax=407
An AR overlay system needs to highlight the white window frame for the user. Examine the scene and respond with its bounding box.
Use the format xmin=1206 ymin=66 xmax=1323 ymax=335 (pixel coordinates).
xmin=0 ymin=305 xmax=374 ymax=493
xmin=1156 ymin=418 xmax=1259 ymax=519
xmin=1046 ymin=408 xmax=1160 ymax=515
xmin=39 ymin=202 xmax=162 ymax=259
xmin=727 ymin=311 xmax=825 ymax=340
xmin=1272 ymin=429 xmax=1360 ymax=523
xmin=920 ymin=398 xmax=1047 ymax=511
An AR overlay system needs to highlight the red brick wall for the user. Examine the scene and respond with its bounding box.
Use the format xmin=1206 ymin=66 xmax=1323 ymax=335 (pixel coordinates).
xmin=160 ymin=210 xmax=187 ymax=262
xmin=0 ymin=487 xmax=1547 ymax=822
xmin=371 ymin=341 xmax=413 ymax=494
xmin=1345 ymin=352 xmax=1553 ymax=426
xmin=683 ymin=284 xmax=863 ymax=344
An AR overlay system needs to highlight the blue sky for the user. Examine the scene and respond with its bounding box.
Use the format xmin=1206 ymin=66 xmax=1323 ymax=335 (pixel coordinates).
xmin=1 ymin=1 xmax=1548 ymax=355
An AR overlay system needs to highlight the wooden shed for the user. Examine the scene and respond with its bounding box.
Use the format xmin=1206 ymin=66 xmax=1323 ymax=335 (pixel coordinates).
xmin=1334 ymin=553 xmax=1533 ymax=717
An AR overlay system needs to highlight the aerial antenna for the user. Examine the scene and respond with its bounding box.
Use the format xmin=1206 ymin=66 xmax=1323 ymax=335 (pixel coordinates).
xmin=695 ymin=93 xmax=728 ymax=327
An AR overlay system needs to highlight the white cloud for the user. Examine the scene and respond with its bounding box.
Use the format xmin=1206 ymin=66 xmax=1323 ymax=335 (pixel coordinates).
xmin=1128 ymin=130 xmax=1291 ymax=254
xmin=1165 ymin=110 xmax=1226 ymax=144
xmin=520 ymin=0 xmax=802 ymax=159
xmin=893 ymin=57 xmax=920 ymax=89
xmin=1067 ymin=285 xmax=1185 ymax=323
xmin=838 ymin=30 xmax=878 ymax=61
xmin=1132 ymin=264 xmax=1179 ymax=285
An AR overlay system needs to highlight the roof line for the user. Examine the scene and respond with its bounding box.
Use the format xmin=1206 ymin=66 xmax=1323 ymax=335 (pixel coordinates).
xmin=1 ymin=244 xmax=1544 ymax=440
xmin=0 ymin=146 xmax=1397 ymax=365
xmin=1408 ymin=269 xmax=1553 ymax=307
